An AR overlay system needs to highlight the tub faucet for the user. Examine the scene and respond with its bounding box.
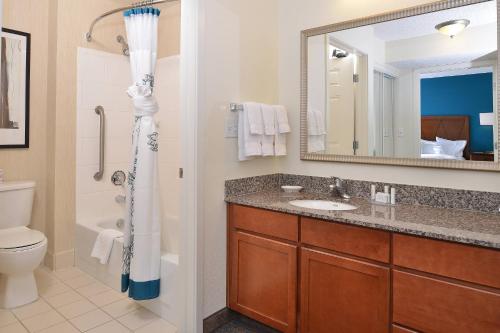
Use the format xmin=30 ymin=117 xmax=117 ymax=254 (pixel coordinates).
xmin=329 ymin=177 xmax=351 ymax=200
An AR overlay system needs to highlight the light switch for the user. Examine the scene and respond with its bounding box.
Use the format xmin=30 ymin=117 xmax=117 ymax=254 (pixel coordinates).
xmin=397 ymin=128 xmax=405 ymax=137
xmin=224 ymin=112 xmax=238 ymax=138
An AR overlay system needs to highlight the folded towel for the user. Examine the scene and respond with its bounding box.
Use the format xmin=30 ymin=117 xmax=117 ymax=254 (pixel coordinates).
xmin=274 ymin=105 xmax=291 ymax=133
xmin=261 ymin=104 xmax=276 ymax=135
xmin=91 ymin=229 xmax=123 ymax=264
xmin=245 ymin=102 xmax=264 ymax=135
xmin=239 ymin=103 xmax=263 ymax=161
xmin=272 ymin=105 xmax=290 ymax=156
xmin=308 ymin=109 xmax=326 ymax=135
xmin=260 ymin=104 xmax=276 ymax=156
xmin=308 ymin=109 xmax=326 ymax=152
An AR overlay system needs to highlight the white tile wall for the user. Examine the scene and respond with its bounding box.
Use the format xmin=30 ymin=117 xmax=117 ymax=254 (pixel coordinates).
xmin=76 ymin=48 xmax=181 ymax=254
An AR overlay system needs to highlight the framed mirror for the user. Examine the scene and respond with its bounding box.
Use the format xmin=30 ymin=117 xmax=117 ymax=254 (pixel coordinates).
xmin=301 ymin=0 xmax=500 ymax=171
xmin=0 ymin=28 xmax=30 ymax=149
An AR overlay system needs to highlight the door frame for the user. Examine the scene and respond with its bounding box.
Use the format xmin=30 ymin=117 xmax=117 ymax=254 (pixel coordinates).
xmin=180 ymin=0 xmax=204 ymax=331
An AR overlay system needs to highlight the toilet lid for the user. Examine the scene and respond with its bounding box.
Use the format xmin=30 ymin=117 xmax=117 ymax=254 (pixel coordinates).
xmin=0 ymin=227 xmax=46 ymax=249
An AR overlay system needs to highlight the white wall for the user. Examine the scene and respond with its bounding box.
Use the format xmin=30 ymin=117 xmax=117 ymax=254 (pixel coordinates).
xmin=198 ymin=0 xmax=280 ymax=317
xmin=76 ymin=48 xmax=181 ymax=254
xmin=277 ymin=0 xmax=500 ymax=193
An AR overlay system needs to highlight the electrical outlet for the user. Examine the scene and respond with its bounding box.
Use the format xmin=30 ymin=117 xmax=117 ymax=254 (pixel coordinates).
xmin=224 ymin=113 xmax=238 ymax=138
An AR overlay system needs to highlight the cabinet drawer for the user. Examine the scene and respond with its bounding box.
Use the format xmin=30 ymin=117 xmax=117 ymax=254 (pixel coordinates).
xmin=393 ymin=234 xmax=500 ymax=289
xmin=230 ymin=204 xmax=298 ymax=242
xmin=393 ymin=270 xmax=500 ymax=333
xmin=301 ymin=218 xmax=390 ymax=263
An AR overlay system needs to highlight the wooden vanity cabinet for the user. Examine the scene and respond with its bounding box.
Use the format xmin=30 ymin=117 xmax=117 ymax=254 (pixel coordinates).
xmin=227 ymin=204 xmax=500 ymax=333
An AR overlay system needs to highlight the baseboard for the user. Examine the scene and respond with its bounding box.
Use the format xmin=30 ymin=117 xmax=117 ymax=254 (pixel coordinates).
xmin=44 ymin=249 xmax=75 ymax=270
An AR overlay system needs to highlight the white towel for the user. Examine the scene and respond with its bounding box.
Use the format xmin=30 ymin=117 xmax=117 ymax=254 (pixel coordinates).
xmin=246 ymin=102 xmax=264 ymax=135
xmin=91 ymin=229 xmax=123 ymax=265
xmin=261 ymin=104 xmax=276 ymax=156
xmin=308 ymin=110 xmax=326 ymax=152
xmin=273 ymin=105 xmax=290 ymax=156
xmin=261 ymin=104 xmax=276 ymax=135
xmin=239 ymin=103 xmax=263 ymax=161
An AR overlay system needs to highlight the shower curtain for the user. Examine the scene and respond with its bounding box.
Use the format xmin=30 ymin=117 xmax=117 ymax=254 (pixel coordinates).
xmin=121 ymin=7 xmax=161 ymax=300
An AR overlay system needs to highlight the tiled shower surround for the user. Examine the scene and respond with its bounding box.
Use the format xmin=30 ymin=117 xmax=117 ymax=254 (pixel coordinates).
xmin=225 ymin=174 xmax=500 ymax=214
xmin=76 ymin=47 xmax=181 ymax=254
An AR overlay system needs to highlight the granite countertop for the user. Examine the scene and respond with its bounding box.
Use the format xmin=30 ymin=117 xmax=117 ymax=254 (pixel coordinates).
xmin=225 ymin=191 xmax=500 ymax=250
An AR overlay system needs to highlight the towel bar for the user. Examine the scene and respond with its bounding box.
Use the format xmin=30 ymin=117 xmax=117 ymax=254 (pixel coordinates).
xmin=230 ymin=103 xmax=244 ymax=112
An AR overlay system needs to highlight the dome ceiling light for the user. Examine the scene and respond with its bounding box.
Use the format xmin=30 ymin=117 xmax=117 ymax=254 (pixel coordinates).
xmin=435 ymin=19 xmax=470 ymax=38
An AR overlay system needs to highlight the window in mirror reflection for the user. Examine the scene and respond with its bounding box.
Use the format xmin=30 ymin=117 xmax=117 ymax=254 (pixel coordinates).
xmin=306 ymin=1 xmax=498 ymax=162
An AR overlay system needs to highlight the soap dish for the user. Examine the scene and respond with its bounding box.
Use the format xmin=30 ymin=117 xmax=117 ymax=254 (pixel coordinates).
xmin=281 ymin=185 xmax=303 ymax=193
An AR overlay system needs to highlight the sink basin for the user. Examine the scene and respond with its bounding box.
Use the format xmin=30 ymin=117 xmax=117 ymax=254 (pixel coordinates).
xmin=288 ymin=200 xmax=357 ymax=211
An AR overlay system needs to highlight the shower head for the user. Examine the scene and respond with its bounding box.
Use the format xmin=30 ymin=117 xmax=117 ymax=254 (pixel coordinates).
xmin=116 ymin=35 xmax=130 ymax=57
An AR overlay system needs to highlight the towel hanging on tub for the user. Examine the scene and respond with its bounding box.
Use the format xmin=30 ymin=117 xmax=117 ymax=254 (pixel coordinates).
xmin=121 ymin=6 xmax=162 ymax=301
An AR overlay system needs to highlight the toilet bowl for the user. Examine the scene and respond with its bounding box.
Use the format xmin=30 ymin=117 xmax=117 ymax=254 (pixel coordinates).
xmin=0 ymin=181 xmax=47 ymax=309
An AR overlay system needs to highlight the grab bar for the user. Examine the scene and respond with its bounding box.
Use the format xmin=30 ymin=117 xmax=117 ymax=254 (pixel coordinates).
xmin=94 ymin=106 xmax=105 ymax=181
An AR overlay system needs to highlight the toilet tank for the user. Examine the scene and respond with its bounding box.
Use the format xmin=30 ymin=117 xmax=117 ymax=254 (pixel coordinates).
xmin=0 ymin=181 xmax=35 ymax=229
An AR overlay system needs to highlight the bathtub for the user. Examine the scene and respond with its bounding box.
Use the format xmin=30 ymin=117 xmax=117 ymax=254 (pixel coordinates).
xmin=75 ymin=217 xmax=181 ymax=326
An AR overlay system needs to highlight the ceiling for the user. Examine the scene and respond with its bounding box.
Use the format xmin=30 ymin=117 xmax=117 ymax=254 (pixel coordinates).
xmin=373 ymin=1 xmax=497 ymax=41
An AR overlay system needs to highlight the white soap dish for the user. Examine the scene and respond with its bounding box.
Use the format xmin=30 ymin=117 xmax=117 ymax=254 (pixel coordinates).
xmin=281 ymin=185 xmax=303 ymax=193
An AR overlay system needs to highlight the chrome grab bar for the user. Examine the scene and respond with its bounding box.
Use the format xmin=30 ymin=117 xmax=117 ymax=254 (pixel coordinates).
xmin=94 ymin=106 xmax=105 ymax=181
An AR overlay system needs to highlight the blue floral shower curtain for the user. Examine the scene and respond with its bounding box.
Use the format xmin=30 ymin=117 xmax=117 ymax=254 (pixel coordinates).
xmin=121 ymin=7 xmax=161 ymax=300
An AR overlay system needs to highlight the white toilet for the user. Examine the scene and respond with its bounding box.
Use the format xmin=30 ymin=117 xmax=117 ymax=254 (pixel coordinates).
xmin=0 ymin=181 xmax=47 ymax=309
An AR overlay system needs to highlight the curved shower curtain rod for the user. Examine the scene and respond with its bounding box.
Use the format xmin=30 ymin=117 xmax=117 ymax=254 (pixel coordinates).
xmin=86 ymin=0 xmax=178 ymax=42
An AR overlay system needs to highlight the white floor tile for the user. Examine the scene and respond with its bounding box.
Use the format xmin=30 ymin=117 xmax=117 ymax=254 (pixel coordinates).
xmin=34 ymin=269 xmax=59 ymax=288
xmin=21 ymin=310 xmax=65 ymax=333
xmin=76 ymin=282 xmax=110 ymax=298
xmin=89 ymin=290 xmax=125 ymax=307
xmin=69 ymin=309 xmax=112 ymax=332
xmin=64 ymin=275 xmax=96 ymax=289
xmin=45 ymin=291 xmax=84 ymax=308
xmin=135 ymin=319 xmax=177 ymax=333
xmin=39 ymin=282 xmax=71 ymax=298
xmin=11 ymin=299 xmax=52 ymax=320
xmin=56 ymin=299 xmax=97 ymax=319
xmin=117 ymin=308 xmax=159 ymax=330
xmin=86 ymin=320 xmax=130 ymax=333
xmin=101 ymin=299 xmax=140 ymax=318
xmin=1 ymin=321 xmax=29 ymax=333
xmin=53 ymin=268 xmax=85 ymax=281
xmin=0 ymin=310 xmax=18 ymax=327
xmin=37 ymin=322 xmax=79 ymax=333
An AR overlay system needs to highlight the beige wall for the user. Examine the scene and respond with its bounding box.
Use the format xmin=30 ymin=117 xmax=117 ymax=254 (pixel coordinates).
xmin=201 ymin=0 xmax=500 ymax=319
xmin=1 ymin=0 xmax=181 ymax=269
xmin=277 ymin=0 xmax=500 ymax=193
xmin=199 ymin=0 xmax=280 ymax=317
xmin=0 ymin=0 xmax=50 ymax=240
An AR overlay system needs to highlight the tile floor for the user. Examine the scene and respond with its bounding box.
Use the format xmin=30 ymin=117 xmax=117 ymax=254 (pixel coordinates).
xmin=0 ymin=266 xmax=177 ymax=333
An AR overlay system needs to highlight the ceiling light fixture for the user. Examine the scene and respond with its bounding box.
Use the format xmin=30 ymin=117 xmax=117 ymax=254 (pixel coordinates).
xmin=435 ymin=19 xmax=470 ymax=38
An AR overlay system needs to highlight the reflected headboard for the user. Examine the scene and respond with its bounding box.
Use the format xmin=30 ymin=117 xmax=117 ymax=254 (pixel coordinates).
xmin=421 ymin=116 xmax=470 ymax=160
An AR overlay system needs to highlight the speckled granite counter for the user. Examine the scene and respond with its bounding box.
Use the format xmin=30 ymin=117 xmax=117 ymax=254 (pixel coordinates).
xmin=225 ymin=190 xmax=500 ymax=250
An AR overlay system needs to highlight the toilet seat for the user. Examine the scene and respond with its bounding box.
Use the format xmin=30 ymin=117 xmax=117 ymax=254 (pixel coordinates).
xmin=0 ymin=227 xmax=46 ymax=251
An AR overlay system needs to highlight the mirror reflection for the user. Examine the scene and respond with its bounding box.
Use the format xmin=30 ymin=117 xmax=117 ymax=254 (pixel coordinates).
xmin=306 ymin=1 xmax=498 ymax=162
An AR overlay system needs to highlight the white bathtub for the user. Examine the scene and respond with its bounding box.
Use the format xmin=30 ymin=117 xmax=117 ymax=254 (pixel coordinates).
xmin=75 ymin=217 xmax=181 ymax=326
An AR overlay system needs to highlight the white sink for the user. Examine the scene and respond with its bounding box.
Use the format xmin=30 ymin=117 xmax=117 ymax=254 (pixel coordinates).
xmin=288 ymin=200 xmax=357 ymax=211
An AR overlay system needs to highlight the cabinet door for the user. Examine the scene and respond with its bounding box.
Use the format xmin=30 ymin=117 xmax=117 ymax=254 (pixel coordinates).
xmin=300 ymin=248 xmax=390 ymax=333
xmin=229 ymin=231 xmax=297 ymax=333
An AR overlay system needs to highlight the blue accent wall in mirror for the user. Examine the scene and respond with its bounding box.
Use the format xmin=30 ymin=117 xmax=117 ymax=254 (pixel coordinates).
xmin=421 ymin=73 xmax=494 ymax=152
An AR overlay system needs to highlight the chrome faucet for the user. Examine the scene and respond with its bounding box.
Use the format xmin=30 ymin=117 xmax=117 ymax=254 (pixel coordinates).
xmin=329 ymin=177 xmax=351 ymax=200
